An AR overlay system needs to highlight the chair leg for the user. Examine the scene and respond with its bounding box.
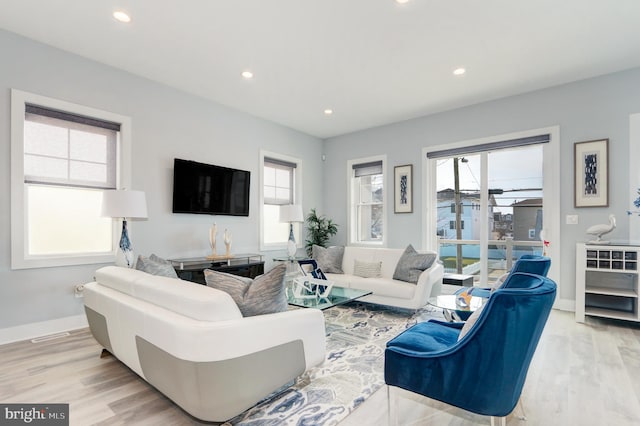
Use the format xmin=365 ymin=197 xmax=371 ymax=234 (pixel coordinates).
xmin=516 ymin=397 xmax=527 ymax=421
xmin=490 ymin=416 xmax=506 ymax=426
xmin=387 ymin=385 xmax=399 ymax=426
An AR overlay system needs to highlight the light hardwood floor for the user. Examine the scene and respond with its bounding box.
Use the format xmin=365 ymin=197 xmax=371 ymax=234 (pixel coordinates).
xmin=1 ymin=310 xmax=640 ymax=425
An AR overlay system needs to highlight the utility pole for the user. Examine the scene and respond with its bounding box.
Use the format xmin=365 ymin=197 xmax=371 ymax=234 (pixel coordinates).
xmin=454 ymin=157 xmax=463 ymax=274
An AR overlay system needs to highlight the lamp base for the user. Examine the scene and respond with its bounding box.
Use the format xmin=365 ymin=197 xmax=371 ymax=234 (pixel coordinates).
xmin=287 ymin=223 xmax=297 ymax=258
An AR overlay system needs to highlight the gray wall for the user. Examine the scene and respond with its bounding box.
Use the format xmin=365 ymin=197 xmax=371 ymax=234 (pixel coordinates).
xmin=0 ymin=30 xmax=323 ymax=329
xmin=324 ymin=67 xmax=640 ymax=304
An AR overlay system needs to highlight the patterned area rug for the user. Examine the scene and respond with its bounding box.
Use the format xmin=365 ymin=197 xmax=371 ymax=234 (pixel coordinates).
xmin=231 ymin=302 xmax=444 ymax=425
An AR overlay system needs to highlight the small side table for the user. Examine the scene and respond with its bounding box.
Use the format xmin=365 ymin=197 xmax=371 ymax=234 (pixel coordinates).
xmin=273 ymin=256 xmax=310 ymax=287
xmin=428 ymin=294 xmax=486 ymax=322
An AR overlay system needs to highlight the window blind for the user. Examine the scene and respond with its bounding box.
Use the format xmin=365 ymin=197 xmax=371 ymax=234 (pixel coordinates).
xmin=353 ymin=160 xmax=383 ymax=177
xmin=264 ymin=157 xmax=296 ymax=205
xmin=24 ymin=105 xmax=118 ymax=189
xmin=426 ymin=134 xmax=550 ymax=159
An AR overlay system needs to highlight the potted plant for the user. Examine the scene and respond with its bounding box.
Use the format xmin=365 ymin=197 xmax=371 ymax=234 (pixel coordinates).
xmin=305 ymin=208 xmax=338 ymax=256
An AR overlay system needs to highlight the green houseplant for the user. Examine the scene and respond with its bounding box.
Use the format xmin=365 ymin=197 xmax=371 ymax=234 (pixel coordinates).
xmin=305 ymin=208 xmax=338 ymax=256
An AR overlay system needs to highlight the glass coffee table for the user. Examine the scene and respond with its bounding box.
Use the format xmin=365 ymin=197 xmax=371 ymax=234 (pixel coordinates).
xmin=428 ymin=294 xmax=487 ymax=321
xmin=287 ymin=285 xmax=372 ymax=310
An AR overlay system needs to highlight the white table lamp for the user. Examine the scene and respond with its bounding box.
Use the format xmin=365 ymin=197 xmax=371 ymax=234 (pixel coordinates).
xmin=102 ymin=189 xmax=148 ymax=267
xmin=279 ymin=204 xmax=304 ymax=258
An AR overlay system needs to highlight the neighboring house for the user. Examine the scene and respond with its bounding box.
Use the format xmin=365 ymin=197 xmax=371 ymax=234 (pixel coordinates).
xmin=436 ymin=189 xmax=495 ymax=240
xmin=512 ymin=198 xmax=543 ymax=241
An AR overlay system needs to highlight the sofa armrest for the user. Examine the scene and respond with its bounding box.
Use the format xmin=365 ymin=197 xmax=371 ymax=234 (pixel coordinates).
xmin=412 ymin=261 xmax=445 ymax=305
xmin=141 ymin=307 xmax=327 ymax=368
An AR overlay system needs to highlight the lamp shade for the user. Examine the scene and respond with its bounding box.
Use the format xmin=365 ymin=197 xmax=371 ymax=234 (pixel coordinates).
xmin=279 ymin=204 xmax=304 ymax=223
xmin=101 ymin=190 xmax=148 ymax=219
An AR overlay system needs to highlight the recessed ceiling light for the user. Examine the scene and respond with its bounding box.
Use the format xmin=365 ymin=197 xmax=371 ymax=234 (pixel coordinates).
xmin=395 ymin=0 xmax=411 ymax=4
xmin=241 ymin=70 xmax=254 ymax=80
xmin=324 ymin=109 xmax=333 ymax=115
xmin=453 ymin=67 xmax=466 ymax=76
xmin=113 ymin=11 xmax=131 ymax=23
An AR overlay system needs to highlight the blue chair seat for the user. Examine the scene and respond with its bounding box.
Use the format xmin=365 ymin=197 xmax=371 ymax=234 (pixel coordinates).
xmin=388 ymin=320 xmax=462 ymax=353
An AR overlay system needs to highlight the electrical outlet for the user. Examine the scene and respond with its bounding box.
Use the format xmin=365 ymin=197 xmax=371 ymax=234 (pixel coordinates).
xmin=74 ymin=283 xmax=85 ymax=298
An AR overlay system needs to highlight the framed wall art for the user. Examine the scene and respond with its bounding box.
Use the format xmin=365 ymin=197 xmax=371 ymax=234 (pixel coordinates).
xmin=394 ymin=164 xmax=413 ymax=213
xmin=574 ymin=139 xmax=608 ymax=207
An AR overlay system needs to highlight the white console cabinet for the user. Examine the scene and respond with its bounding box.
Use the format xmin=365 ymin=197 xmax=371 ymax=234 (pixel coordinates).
xmin=575 ymin=243 xmax=639 ymax=323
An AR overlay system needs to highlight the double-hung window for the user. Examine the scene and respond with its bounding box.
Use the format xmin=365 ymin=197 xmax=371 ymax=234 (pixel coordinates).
xmin=11 ymin=90 xmax=131 ymax=269
xmin=261 ymin=153 xmax=302 ymax=249
xmin=348 ymin=156 xmax=386 ymax=245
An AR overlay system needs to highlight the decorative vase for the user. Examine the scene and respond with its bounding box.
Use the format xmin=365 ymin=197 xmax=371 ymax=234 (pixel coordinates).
xmin=209 ymin=223 xmax=217 ymax=257
xmin=224 ymin=229 xmax=232 ymax=257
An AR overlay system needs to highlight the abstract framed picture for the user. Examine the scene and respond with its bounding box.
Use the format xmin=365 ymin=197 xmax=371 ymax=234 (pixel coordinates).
xmin=574 ymin=139 xmax=608 ymax=207
xmin=394 ymin=164 xmax=413 ymax=213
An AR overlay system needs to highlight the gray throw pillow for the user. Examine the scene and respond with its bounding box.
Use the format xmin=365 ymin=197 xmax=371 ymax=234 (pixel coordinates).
xmin=204 ymin=264 xmax=287 ymax=317
xmin=392 ymin=244 xmax=436 ymax=284
xmin=135 ymin=254 xmax=179 ymax=278
xmin=312 ymin=245 xmax=344 ymax=274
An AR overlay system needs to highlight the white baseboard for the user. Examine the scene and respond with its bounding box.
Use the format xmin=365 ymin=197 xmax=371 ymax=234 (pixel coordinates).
xmin=554 ymin=298 xmax=575 ymax=312
xmin=0 ymin=314 xmax=88 ymax=345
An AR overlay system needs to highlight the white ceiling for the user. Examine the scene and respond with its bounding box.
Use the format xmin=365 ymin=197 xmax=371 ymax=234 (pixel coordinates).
xmin=2 ymin=0 xmax=640 ymax=139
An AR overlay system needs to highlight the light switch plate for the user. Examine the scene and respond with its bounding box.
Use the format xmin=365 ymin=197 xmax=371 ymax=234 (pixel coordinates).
xmin=566 ymin=215 xmax=579 ymax=225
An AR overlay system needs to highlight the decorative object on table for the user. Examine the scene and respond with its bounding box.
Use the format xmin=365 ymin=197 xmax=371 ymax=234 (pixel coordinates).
xmin=574 ymin=139 xmax=608 ymax=207
xmin=292 ymin=276 xmax=334 ymax=299
xmin=208 ymin=222 xmax=217 ymax=258
xmin=305 ymin=208 xmax=338 ymax=256
xmin=627 ymin=188 xmax=640 ymax=216
xmin=586 ymin=214 xmax=616 ymax=244
xmin=224 ymin=229 xmax=232 ymax=257
xmin=394 ymin=164 xmax=413 ymax=213
xmin=279 ymin=204 xmax=304 ymax=258
xmin=101 ymin=189 xmax=148 ymax=267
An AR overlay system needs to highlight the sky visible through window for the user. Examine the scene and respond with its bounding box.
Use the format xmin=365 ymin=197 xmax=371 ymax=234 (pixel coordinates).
xmin=436 ymin=145 xmax=543 ymax=214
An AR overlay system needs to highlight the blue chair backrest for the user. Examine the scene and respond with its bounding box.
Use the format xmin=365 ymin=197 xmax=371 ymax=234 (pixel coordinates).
xmin=511 ymin=254 xmax=551 ymax=276
xmin=455 ymin=272 xmax=556 ymax=415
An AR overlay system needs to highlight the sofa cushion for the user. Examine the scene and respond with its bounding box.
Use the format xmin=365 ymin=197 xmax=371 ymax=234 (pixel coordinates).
xmin=393 ymin=244 xmax=436 ymax=284
xmin=135 ymin=254 xmax=178 ymax=278
xmin=327 ymin=274 xmax=417 ymax=300
xmin=458 ymin=304 xmax=486 ymax=340
xmin=204 ymin=264 xmax=288 ymax=317
xmin=312 ymin=245 xmax=344 ymax=273
xmin=353 ymin=259 xmax=382 ymax=278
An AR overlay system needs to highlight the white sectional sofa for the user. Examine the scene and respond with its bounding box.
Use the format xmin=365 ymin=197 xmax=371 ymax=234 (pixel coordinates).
xmin=83 ymin=266 xmax=326 ymax=422
xmin=324 ymin=246 xmax=444 ymax=310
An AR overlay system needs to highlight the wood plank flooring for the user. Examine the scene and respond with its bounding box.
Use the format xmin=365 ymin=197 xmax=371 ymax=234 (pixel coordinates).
xmin=1 ymin=310 xmax=639 ymax=425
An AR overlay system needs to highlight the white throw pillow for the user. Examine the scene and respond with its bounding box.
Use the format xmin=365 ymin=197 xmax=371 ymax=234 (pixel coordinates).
xmin=353 ymin=259 xmax=382 ymax=278
xmin=458 ymin=304 xmax=485 ymax=341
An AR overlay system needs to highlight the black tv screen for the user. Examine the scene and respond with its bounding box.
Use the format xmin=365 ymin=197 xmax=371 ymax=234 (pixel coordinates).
xmin=172 ymin=158 xmax=250 ymax=216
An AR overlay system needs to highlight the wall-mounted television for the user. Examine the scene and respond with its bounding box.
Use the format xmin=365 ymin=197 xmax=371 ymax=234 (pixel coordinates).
xmin=172 ymin=158 xmax=250 ymax=216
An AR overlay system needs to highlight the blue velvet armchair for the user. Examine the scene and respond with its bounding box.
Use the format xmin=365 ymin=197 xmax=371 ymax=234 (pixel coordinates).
xmin=385 ymin=272 xmax=557 ymax=424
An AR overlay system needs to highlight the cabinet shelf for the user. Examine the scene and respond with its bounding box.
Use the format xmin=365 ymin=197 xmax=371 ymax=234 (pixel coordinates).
xmin=584 ymin=307 xmax=638 ymax=322
xmin=585 ymin=286 xmax=637 ymax=298
xmin=576 ymin=243 xmax=640 ymax=323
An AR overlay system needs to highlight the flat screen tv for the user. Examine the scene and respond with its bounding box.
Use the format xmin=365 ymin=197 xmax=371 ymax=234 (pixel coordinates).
xmin=172 ymin=158 xmax=250 ymax=216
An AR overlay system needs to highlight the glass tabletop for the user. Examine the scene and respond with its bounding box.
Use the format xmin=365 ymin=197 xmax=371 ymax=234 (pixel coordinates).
xmin=287 ymin=285 xmax=372 ymax=310
xmin=428 ymin=294 xmax=486 ymax=312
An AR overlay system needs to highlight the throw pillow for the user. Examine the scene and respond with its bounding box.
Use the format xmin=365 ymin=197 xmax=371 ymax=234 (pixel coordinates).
xmin=457 ymin=304 xmax=485 ymax=341
xmin=204 ymin=264 xmax=287 ymax=317
xmin=393 ymin=244 xmax=436 ymax=284
xmin=135 ymin=254 xmax=179 ymax=278
xmin=353 ymin=259 xmax=382 ymax=278
xmin=312 ymin=245 xmax=345 ymax=274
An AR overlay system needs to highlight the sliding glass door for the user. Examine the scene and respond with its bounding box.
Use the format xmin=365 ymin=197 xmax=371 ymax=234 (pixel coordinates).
xmin=429 ymin=137 xmax=548 ymax=286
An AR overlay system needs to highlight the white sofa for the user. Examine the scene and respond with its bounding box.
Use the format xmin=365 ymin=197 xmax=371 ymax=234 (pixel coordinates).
xmin=324 ymin=246 xmax=443 ymax=310
xmin=83 ymin=266 xmax=326 ymax=422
